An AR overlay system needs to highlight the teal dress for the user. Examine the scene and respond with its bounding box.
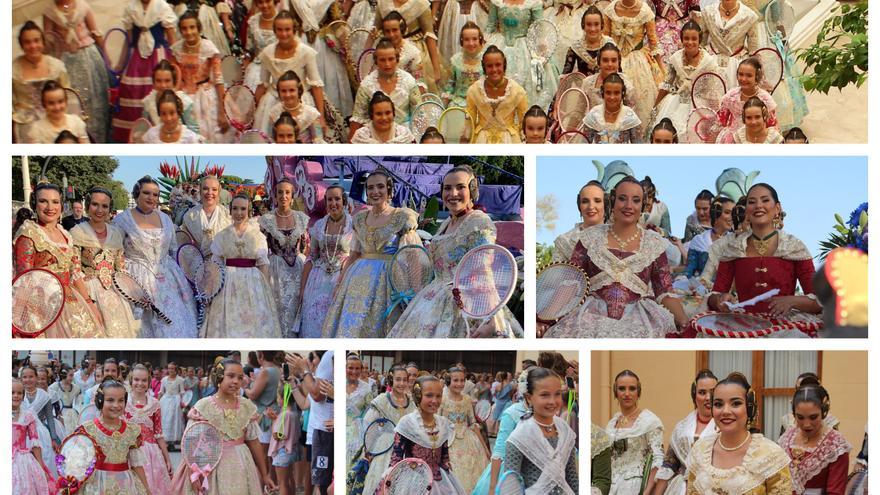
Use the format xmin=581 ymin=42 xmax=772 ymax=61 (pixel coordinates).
xmin=471 ymin=401 xmax=528 ymax=495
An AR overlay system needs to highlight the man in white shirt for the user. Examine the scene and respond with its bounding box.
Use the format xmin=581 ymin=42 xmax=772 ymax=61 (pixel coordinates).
xmin=308 ymin=351 xmax=334 ymax=495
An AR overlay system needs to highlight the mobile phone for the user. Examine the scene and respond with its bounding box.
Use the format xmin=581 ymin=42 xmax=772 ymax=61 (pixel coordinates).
xmin=566 ymin=376 xmax=575 ymax=389
xmin=283 ymin=362 xmax=290 ymax=381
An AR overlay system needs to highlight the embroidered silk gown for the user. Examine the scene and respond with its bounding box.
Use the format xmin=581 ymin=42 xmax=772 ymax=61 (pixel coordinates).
xmin=346 ymin=380 xmax=374 ymax=469
xmin=655 ymin=411 xmax=716 ymax=495
xmin=686 ymin=433 xmax=793 ymax=494
xmin=652 ymin=49 xmax=721 ymax=138
xmin=171 ymin=39 xmax=235 ymax=143
xmin=466 ymin=77 xmax=529 ymax=144
xmin=259 ymin=210 xmax=310 ymax=336
xmin=125 ymin=396 xmax=172 ymax=495
xmin=299 ymin=214 xmax=354 ymax=338
xmin=71 ymin=419 xmax=148 ymax=495
xmin=12 ymin=55 xmax=70 ymax=141
xmin=11 ymin=410 xmax=51 ymax=495
xmin=440 ymin=395 xmax=490 ymax=492
xmin=778 ymin=427 xmax=850 ymax=494
xmin=356 ymin=392 xmax=417 ymax=495
xmin=607 ymin=410 xmax=664 ymax=495
xmin=443 ymin=52 xmax=483 ymax=108
xmin=391 ymin=412 xmax=466 ymax=495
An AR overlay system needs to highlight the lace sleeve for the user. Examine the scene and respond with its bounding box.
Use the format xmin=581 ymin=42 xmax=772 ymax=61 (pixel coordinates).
xmin=656 ymin=444 xmax=681 ymax=480
xmin=647 ymin=427 xmax=665 ymax=469
xmin=503 ymin=442 xmax=525 ymax=477
xmin=13 ymin=236 xmax=36 ymax=275
xmin=565 ymin=445 xmax=579 ymax=490
xmin=389 ymin=433 xmax=409 ymax=466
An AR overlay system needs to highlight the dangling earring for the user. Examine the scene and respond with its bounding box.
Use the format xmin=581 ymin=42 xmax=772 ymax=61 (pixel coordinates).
xmin=772 ymin=215 xmax=781 ymax=230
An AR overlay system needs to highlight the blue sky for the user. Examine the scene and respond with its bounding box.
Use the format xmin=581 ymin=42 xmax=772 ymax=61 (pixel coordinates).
xmin=112 ymin=156 xmax=267 ymax=186
xmin=536 ymin=156 xmax=867 ymax=259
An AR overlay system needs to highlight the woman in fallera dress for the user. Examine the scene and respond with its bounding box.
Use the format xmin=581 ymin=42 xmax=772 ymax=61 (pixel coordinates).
xmin=543 ymin=177 xmax=688 ymax=338
xmin=374 ymin=0 xmax=444 ymax=94
xmin=181 ymin=175 xmax=231 ymax=256
xmin=49 ymin=367 xmax=82 ymax=433
xmin=552 ymin=180 xmax=606 ymax=263
xmin=14 ymin=183 xmax=105 ymax=338
xmin=113 ymin=176 xmax=199 ymax=338
xmin=322 ymin=170 xmax=422 ymax=338
xmin=71 ymin=187 xmax=139 ymax=338
xmin=204 ymin=195 xmax=282 ymax=338
xmin=443 ymin=23 xmax=485 ymax=108
xmin=66 ymin=380 xmax=150 ymax=494
xmin=390 ymin=376 xmax=467 ymax=495
xmin=298 ymin=185 xmax=354 ymax=338
xmin=686 ymin=372 xmax=792 ymax=494
xmin=259 ymin=178 xmax=311 ymax=336
xmin=578 ymin=44 xmax=637 ymax=113
xmin=389 ymin=165 xmax=523 ymax=338
xmin=26 ymin=81 xmax=90 ymax=143
xmin=705 ymin=183 xmax=822 ymax=334
xmin=20 ymin=366 xmax=62 ymax=478
xmin=345 ymin=355 xmax=374 ymax=469
xmin=732 ymin=97 xmax=784 ymax=144
xmin=582 ymin=73 xmax=642 ymax=144
xmin=125 ymin=365 xmax=172 ymax=495
xmin=171 ymin=359 xmax=277 ymax=494
xmin=440 ymin=367 xmax=490 ymax=493
xmin=694 ymin=0 xmax=760 ymax=90
xmin=778 ymin=384 xmax=851 ymax=495
xmin=466 ymin=47 xmax=528 ymax=144
xmin=157 ymin=362 xmax=185 ymax=449
xmin=354 ymin=364 xmax=417 ymax=495
xmin=244 ymin=0 xmax=279 ymax=91
xmin=653 ymin=370 xmax=718 ymax=495
xmin=606 ymin=370 xmax=663 ymax=495
xmin=350 ymin=92 xmax=416 ymax=144
xmin=716 ymin=58 xmax=779 ymax=144
xmin=779 ymin=373 xmax=839 ymax=436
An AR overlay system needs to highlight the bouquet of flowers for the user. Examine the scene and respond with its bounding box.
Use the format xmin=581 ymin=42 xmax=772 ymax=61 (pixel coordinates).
xmin=819 ymin=201 xmax=867 ymax=259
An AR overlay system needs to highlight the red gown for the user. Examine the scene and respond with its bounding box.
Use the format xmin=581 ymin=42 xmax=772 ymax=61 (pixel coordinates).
xmin=779 ymin=426 xmax=850 ymax=494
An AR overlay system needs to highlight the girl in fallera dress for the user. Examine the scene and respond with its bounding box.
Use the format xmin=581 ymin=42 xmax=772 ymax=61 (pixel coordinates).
xmin=561 ymin=6 xmax=614 ymax=77
xmin=523 ymin=105 xmax=550 ymax=144
xmin=67 ymin=380 xmax=150 ymax=494
xmin=264 ymin=71 xmax=325 ymax=143
xmin=373 ymin=0 xmax=444 ymax=94
xmin=694 ymin=0 xmax=759 ymax=89
xmin=141 ymin=60 xmax=199 ymax=135
xmin=351 ymin=91 xmax=416 ymax=143
xmin=389 ymin=376 xmax=467 ymax=495
xmin=651 ymin=21 xmax=721 ymax=139
xmin=442 ymin=22 xmax=485 ymax=108
xmin=259 ymin=179 xmax=311 ymax=336
xmin=26 ymin=81 xmax=89 ymax=143
xmin=606 ymin=370 xmax=664 ymax=495
xmin=157 ymin=362 xmax=185 ymax=449
xmin=125 ymin=365 xmax=172 ymax=495
xmin=440 ymin=367 xmax=490 ymax=493
xmin=203 ymin=195 xmax=283 ymax=338
xmin=389 ymin=166 xmax=523 ymax=338
xmin=732 ymin=97 xmax=784 ymax=144
xmin=42 ymin=0 xmax=110 ymax=142
xmin=20 ymin=366 xmax=62 ymax=478
xmin=579 ymin=44 xmax=637 ymax=113
xmin=686 ymin=373 xmax=793 ymax=494
xmin=14 ymin=183 xmax=105 ymax=338
xmin=582 ymin=73 xmax=642 ymax=144
xmin=653 ymin=370 xmax=718 ymax=495
xmin=298 ymin=185 xmax=354 ymax=338
xmin=13 ymin=22 xmax=70 ymax=143
xmin=345 ymin=355 xmax=374 ymax=469
xmin=381 ymin=12 xmax=427 ymax=91
xmin=143 ymin=90 xmax=204 ymax=144
xmin=70 ymin=187 xmax=138 ymax=338
xmin=244 ymin=0 xmax=279 ymax=92
xmin=466 ymin=47 xmax=528 ymax=144
xmin=273 ymin=112 xmax=300 ymax=143
xmin=12 ymin=379 xmax=52 ymax=495
xmin=601 ymin=0 xmax=664 ymax=136
xmin=716 ymin=58 xmax=779 ymax=143
xmin=171 ymin=359 xmax=277 ymax=494
xmin=650 ymin=119 xmax=679 ymax=143
xmin=355 ymin=364 xmax=417 ymax=495
xmin=438 ymin=0 xmax=488 ymax=64
xmin=254 ymin=11 xmax=330 ymax=140
xmin=112 ymin=0 xmax=178 ymax=143
xmin=778 ymin=384 xmax=851 ymax=495
xmin=322 ymin=171 xmax=422 ymax=338
xmin=505 ymin=367 xmax=578 ymax=494
xmin=113 ymin=176 xmax=199 ymax=338
xmin=171 ymin=11 xmax=232 ymax=143
xmin=349 ymin=39 xmax=421 ymax=140
xmin=705 ymin=183 xmax=822 ymax=333
xmin=49 ymin=367 xmax=82 ymax=434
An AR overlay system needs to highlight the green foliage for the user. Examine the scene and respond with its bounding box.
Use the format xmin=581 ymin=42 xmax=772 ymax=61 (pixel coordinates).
xmin=536 ymin=243 xmax=554 ymax=271
xmin=11 ymin=156 xmax=129 ymax=210
xmin=796 ymin=1 xmax=868 ymax=94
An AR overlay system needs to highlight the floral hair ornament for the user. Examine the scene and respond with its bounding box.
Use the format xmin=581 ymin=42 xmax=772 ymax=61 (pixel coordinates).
xmin=824 ymin=247 xmax=867 ymax=327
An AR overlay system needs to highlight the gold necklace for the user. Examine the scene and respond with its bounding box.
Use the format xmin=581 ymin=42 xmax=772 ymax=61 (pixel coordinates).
xmin=720 ymin=1 xmax=738 ymax=17
xmin=750 ymin=230 xmax=777 ymax=255
xmin=718 ymin=432 xmax=751 ymax=451
xmin=610 ymin=226 xmax=641 ymax=250
xmin=618 ymin=408 xmax=640 ymax=426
